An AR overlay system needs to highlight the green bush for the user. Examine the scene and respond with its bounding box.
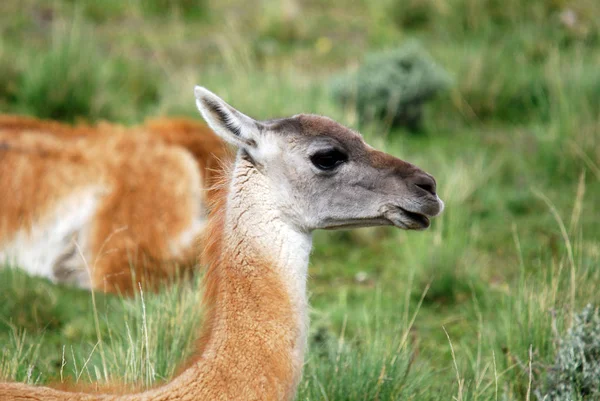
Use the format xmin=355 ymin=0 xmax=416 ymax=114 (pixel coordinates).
xmin=537 ymin=305 xmax=600 ymax=400
xmin=0 ymin=42 xmax=21 ymax=109
xmin=15 ymin=21 xmax=110 ymax=122
xmin=330 ymin=42 xmax=451 ymax=131
xmin=9 ymin=19 xmax=161 ymax=123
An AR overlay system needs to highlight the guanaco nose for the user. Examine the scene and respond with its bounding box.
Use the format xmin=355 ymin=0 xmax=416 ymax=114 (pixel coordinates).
xmin=411 ymin=172 xmax=437 ymax=196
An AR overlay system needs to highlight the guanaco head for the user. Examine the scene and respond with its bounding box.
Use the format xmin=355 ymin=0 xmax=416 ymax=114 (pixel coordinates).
xmin=194 ymin=86 xmax=443 ymax=232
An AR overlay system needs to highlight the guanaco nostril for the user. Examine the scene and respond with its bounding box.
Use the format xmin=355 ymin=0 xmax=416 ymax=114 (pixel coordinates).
xmin=414 ymin=176 xmax=437 ymax=196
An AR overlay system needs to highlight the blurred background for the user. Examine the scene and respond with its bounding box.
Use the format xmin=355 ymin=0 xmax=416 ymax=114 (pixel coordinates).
xmin=1 ymin=0 xmax=599 ymax=399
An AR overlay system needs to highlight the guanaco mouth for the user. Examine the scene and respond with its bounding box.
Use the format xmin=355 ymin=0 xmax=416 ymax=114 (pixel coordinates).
xmin=382 ymin=206 xmax=432 ymax=230
xmin=397 ymin=207 xmax=430 ymax=229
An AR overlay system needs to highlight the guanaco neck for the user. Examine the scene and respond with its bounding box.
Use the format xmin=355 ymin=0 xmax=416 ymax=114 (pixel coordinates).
xmin=141 ymin=153 xmax=313 ymax=400
xmin=0 ymin=154 xmax=312 ymax=401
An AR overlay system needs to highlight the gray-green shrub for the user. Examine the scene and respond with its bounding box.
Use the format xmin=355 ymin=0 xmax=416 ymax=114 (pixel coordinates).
xmin=537 ymin=305 xmax=600 ymax=401
xmin=330 ymin=42 xmax=451 ymax=131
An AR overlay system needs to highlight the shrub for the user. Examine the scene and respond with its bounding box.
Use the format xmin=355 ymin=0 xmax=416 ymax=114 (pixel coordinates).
xmin=330 ymin=42 xmax=451 ymax=131
xmin=0 ymin=41 xmax=21 ymax=109
xmin=11 ymin=19 xmax=161 ymax=123
xmin=537 ymin=304 xmax=600 ymax=400
xmin=15 ymin=21 xmax=110 ymax=122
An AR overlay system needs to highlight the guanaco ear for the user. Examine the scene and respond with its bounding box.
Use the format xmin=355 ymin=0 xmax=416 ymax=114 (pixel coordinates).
xmin=194 ymin=86 xmax=262 ymax=149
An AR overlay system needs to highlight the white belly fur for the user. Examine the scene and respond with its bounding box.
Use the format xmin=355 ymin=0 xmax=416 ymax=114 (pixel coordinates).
xmin=168 ymin=151 xmax=207 ymax=260
xmin=0 ymin=187 xmax=105 ymax=288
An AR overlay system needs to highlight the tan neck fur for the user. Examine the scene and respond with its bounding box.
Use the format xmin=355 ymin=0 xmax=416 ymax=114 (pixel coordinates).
xmin=0 ymin=154 xmax=312 ymax=401
xmin=143 ymin=153 xmax=312 ymax=401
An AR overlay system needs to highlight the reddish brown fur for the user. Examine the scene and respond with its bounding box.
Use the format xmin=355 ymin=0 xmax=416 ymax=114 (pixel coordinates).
xmin=0 ymin=115 xmax=229 ymax=294
xmin=169 ymin=160 xmax=297 ymax=399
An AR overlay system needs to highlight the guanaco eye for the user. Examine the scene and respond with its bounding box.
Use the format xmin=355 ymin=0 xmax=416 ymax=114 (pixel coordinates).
xmin=310 ymin=149 xmax=348 ymax=171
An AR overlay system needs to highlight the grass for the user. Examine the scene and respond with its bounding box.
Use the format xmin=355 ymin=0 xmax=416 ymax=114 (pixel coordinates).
xmin=0 ymin=0 xmax=599 ymax=399
xmin=0 ymin=268 xmax=203 ymax=388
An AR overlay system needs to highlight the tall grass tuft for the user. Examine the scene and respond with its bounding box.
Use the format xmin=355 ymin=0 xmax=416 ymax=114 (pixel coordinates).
xmin=299 ymin=288 xmax=433 ymax=400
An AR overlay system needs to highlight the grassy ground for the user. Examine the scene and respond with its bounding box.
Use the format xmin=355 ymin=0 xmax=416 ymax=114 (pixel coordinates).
xmin=1 ymin=0 xmax=599 ymax=399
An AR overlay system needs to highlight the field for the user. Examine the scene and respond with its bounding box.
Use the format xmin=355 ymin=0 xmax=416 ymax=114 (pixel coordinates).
xmin=1 ymin=0 xmax=599 ymax=399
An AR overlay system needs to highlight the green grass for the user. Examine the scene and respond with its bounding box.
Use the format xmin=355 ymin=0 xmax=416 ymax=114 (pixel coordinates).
xmin=0 ymin=0 xmax=599 ymax=399
xmin=0 ymin=268 xmax=203 ymax=388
